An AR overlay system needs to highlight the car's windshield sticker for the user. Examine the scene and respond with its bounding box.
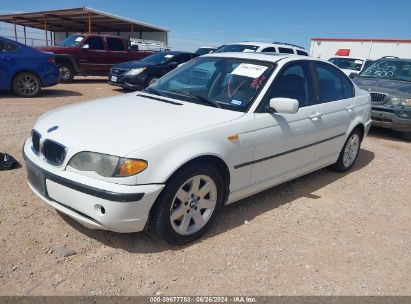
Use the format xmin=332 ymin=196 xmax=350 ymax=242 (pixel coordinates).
xmin=232 ymin=63 xmax=268 ymax=78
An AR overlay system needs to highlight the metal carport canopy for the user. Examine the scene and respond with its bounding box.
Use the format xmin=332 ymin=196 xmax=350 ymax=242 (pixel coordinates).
xmin=0 ymin=7 xmax=169 ymax=44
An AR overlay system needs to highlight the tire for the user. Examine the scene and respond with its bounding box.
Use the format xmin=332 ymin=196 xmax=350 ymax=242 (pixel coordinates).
xmin=400 ymin=132 xmax=411 ymax=141
xmin=149 ymin=163 xmax=225 ymax=245
xmin=12 ymin=72 xmax=41 ymax=97
xmin=146 ymin=76 xmax=159 ymax=88
xmin=58 ymin=63 xmax=75 ymax=83
xmin=330 ymin=129 xmax=362 ymax=172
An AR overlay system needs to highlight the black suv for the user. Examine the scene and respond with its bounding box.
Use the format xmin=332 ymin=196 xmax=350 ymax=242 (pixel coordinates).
xmin=353 ymin=58 xmax=411 ymax=140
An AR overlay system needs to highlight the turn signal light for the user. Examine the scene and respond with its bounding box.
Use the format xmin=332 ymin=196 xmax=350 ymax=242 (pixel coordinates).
xmin=117 ymin=159 xmax=148 ymax=177
xmin=48 ymin=57 xmax=56 ymax=64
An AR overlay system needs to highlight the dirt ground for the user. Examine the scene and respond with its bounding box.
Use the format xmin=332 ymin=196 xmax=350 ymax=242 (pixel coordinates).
xmin=0 ymin=78 xmax=410 ymax=296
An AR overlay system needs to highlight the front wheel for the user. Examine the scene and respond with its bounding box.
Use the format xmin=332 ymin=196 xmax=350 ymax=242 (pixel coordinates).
xmin=330 ymin=129 xmax=362 ymax=172
xmin=149 ymin=164 xmax=224 ymax=245
xmin=58 ymin=63 xmax=75 ymax=83
xmin=12 ymin=72 xmax=41 ymax=97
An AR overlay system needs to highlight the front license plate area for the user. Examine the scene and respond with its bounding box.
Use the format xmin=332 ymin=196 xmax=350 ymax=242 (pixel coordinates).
xmin=27 ymin=165 xmax=47 ymax=197
xmin=111 ymin=76 xmax=117 ymax=82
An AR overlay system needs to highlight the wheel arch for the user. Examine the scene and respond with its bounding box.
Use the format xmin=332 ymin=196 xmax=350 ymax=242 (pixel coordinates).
xmin=164 ymin=155 xmax=231 ymax=202
xmin=54 ymin=54 xmax=78 ymax=72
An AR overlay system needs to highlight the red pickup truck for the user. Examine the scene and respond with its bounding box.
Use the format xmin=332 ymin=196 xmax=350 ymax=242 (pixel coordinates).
xmin=37 ymin=34 xmax=153 ymax=83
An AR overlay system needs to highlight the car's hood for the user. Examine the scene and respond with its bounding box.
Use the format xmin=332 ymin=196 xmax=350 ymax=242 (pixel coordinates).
xmin=354 ymin=77 xmax=411 ymax=97
xmin=113 ymin=61 xmax=156 ymax=70
xmin=33 ymin=93 xmax=244 ymax=157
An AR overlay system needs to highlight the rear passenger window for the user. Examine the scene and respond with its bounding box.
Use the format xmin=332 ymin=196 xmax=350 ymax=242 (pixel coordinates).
xmin=84 ymin=37 xmax=104 ymax=50
xmin=296 ymin=50 xmax=308 ymax=56
xmin=107 ymin=38 xmax=124 ymax=51
xmin=265 ymin=62 xmax=314 ymax=108
xmin=315 ymin=63 xmax=353 ymax=102
xmin=0 ymin=40 xmax=19 ymax=52
xmin=278 ymin=47 xmax=294 ymax=54
xmin=262 ymin=47 xmax=276 ymax=52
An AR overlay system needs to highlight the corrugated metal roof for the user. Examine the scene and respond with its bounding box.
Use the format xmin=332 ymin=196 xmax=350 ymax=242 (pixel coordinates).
xmin=0 ymin=7 xmax=169 ymax=33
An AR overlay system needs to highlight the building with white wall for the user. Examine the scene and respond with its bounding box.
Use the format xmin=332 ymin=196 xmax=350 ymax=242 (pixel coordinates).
xmin=310 ymin=38 xmax=411 ymax=60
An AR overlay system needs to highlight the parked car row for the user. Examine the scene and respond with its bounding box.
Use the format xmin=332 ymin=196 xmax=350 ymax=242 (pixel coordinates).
xmin=2 ymin=34 xmax=410 ymax=140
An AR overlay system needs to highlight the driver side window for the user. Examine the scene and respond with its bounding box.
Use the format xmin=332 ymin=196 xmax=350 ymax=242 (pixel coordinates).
xmin=264 ymin=61 xmax=314 ymax=110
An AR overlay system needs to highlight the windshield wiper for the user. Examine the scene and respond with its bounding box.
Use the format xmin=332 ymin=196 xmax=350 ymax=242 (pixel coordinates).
xmin=178 ymin=91 xmax=221 ymax=108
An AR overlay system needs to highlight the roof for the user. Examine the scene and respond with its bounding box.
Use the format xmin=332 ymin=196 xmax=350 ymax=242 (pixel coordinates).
xmin=202 ymin=52 xmax=303 ymax=62
xmin=233 ymin=41 xmax=305 ymax=50
xmin=0 ymin=7 xmax=168 ymax=33
xmin=312 ymin=38 xmax=411 ymax=43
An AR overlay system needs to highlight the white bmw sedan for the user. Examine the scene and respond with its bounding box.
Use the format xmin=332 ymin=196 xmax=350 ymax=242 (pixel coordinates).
xmin=23 ymin=53 xmax=371 ymax=245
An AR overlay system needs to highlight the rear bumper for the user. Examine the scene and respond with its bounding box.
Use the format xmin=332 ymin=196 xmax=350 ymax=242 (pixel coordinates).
xmin=371 ymin=108 xmax=411 ymax=132
xmin=23 ymin=141 xmax=164 ymax=233
xmin=41 ymin=65 xmax=60 ymax=87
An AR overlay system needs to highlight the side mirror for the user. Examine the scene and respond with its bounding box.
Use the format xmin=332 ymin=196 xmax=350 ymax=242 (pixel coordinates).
xmin=168 ymin=61 xmax=179 ymax=68
xmin=269 ymin=97 xmax=299 ymax=114
xmin=82 ymin=44 xmax=89 ymax=49
xmin=349 ymin=72 xmax=357 ymax=79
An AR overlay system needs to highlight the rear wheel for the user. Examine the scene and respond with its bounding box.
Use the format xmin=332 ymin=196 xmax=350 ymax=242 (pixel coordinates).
xmin=149 ymin=163 xmax=224 ymax=245
xmin=58 ymin=63 xmax=75 ymax=83
xmin=330 ymin=129 xmax=362 ymax=172
xmin=12 ymin=72 xmax=41 ymax=97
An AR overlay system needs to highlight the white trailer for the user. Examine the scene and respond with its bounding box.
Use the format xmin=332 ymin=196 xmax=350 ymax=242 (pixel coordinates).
xmin=310 ymin=38 xmax=411 ymax=60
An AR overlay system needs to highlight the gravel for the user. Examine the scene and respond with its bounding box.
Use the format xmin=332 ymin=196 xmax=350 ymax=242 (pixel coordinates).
xmin=0 ymin=77 xmax=410 ymax=295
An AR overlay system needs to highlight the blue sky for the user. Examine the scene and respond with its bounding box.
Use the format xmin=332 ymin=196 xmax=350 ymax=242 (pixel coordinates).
xmin=1 ymin=0 xmax=411 ymax=51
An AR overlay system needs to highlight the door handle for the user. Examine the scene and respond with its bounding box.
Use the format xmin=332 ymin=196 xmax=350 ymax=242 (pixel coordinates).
xmin=345 ymin=105 xmax=355 ymax=112
xmin=308 ymin=112 xmax=322 ymax=120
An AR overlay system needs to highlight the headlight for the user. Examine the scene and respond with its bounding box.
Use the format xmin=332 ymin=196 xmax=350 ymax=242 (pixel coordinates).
xmin=387 ymin=97 xmax=411 ymax=107
xmin=125 ymin=67 xmax=147 ymax=76
xmin=68 ymin=152 xmax=148 ymax=177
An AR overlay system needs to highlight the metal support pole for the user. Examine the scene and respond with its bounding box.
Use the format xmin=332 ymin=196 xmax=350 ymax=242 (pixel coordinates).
xmin=88 ymin=12 xmax=91 ymax=34
xmin=13 ymin=18 xmax=17 ymax=41
xmin=44 ymin=15 xmax=48 ymax=46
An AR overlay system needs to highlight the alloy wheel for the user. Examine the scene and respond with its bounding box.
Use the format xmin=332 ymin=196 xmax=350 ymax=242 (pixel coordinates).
xmin=343 ymin=133 xmax=360 ymax=167
xmin=60 ymin=66 xmax=71 ymax=80
xmin=16 ymin=75 xmax=39 ymax=96
xmin=169 ymin=175 xmax=217 ymax=235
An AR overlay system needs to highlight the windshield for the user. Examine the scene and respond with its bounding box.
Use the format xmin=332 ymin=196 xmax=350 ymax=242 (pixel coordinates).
xmin=329 ymin=58 xmax=364 ymax=71
xmin=359 ymin=60 xmax=411 ymax=82
xmin=139 ymin=52 xmax=178 ymax=64
xmin=58 ymin=34 xmax=85 ymax=47
xmin=145 ymin=57 xmax=274 ymax=112
xmin=214 ymin=44 xmax=259 ymax=53
xmin=195 ymin=48 xmax=215 ymax=55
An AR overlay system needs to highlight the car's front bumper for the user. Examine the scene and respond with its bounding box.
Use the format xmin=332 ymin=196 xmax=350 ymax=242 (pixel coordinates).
xmin=372 ymin=106 xmax=411 ymax=132
xmin=108 ymin=72 xmax=147 ymax=91
xmin=23 ymin=140 xmax=164 ymax=233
